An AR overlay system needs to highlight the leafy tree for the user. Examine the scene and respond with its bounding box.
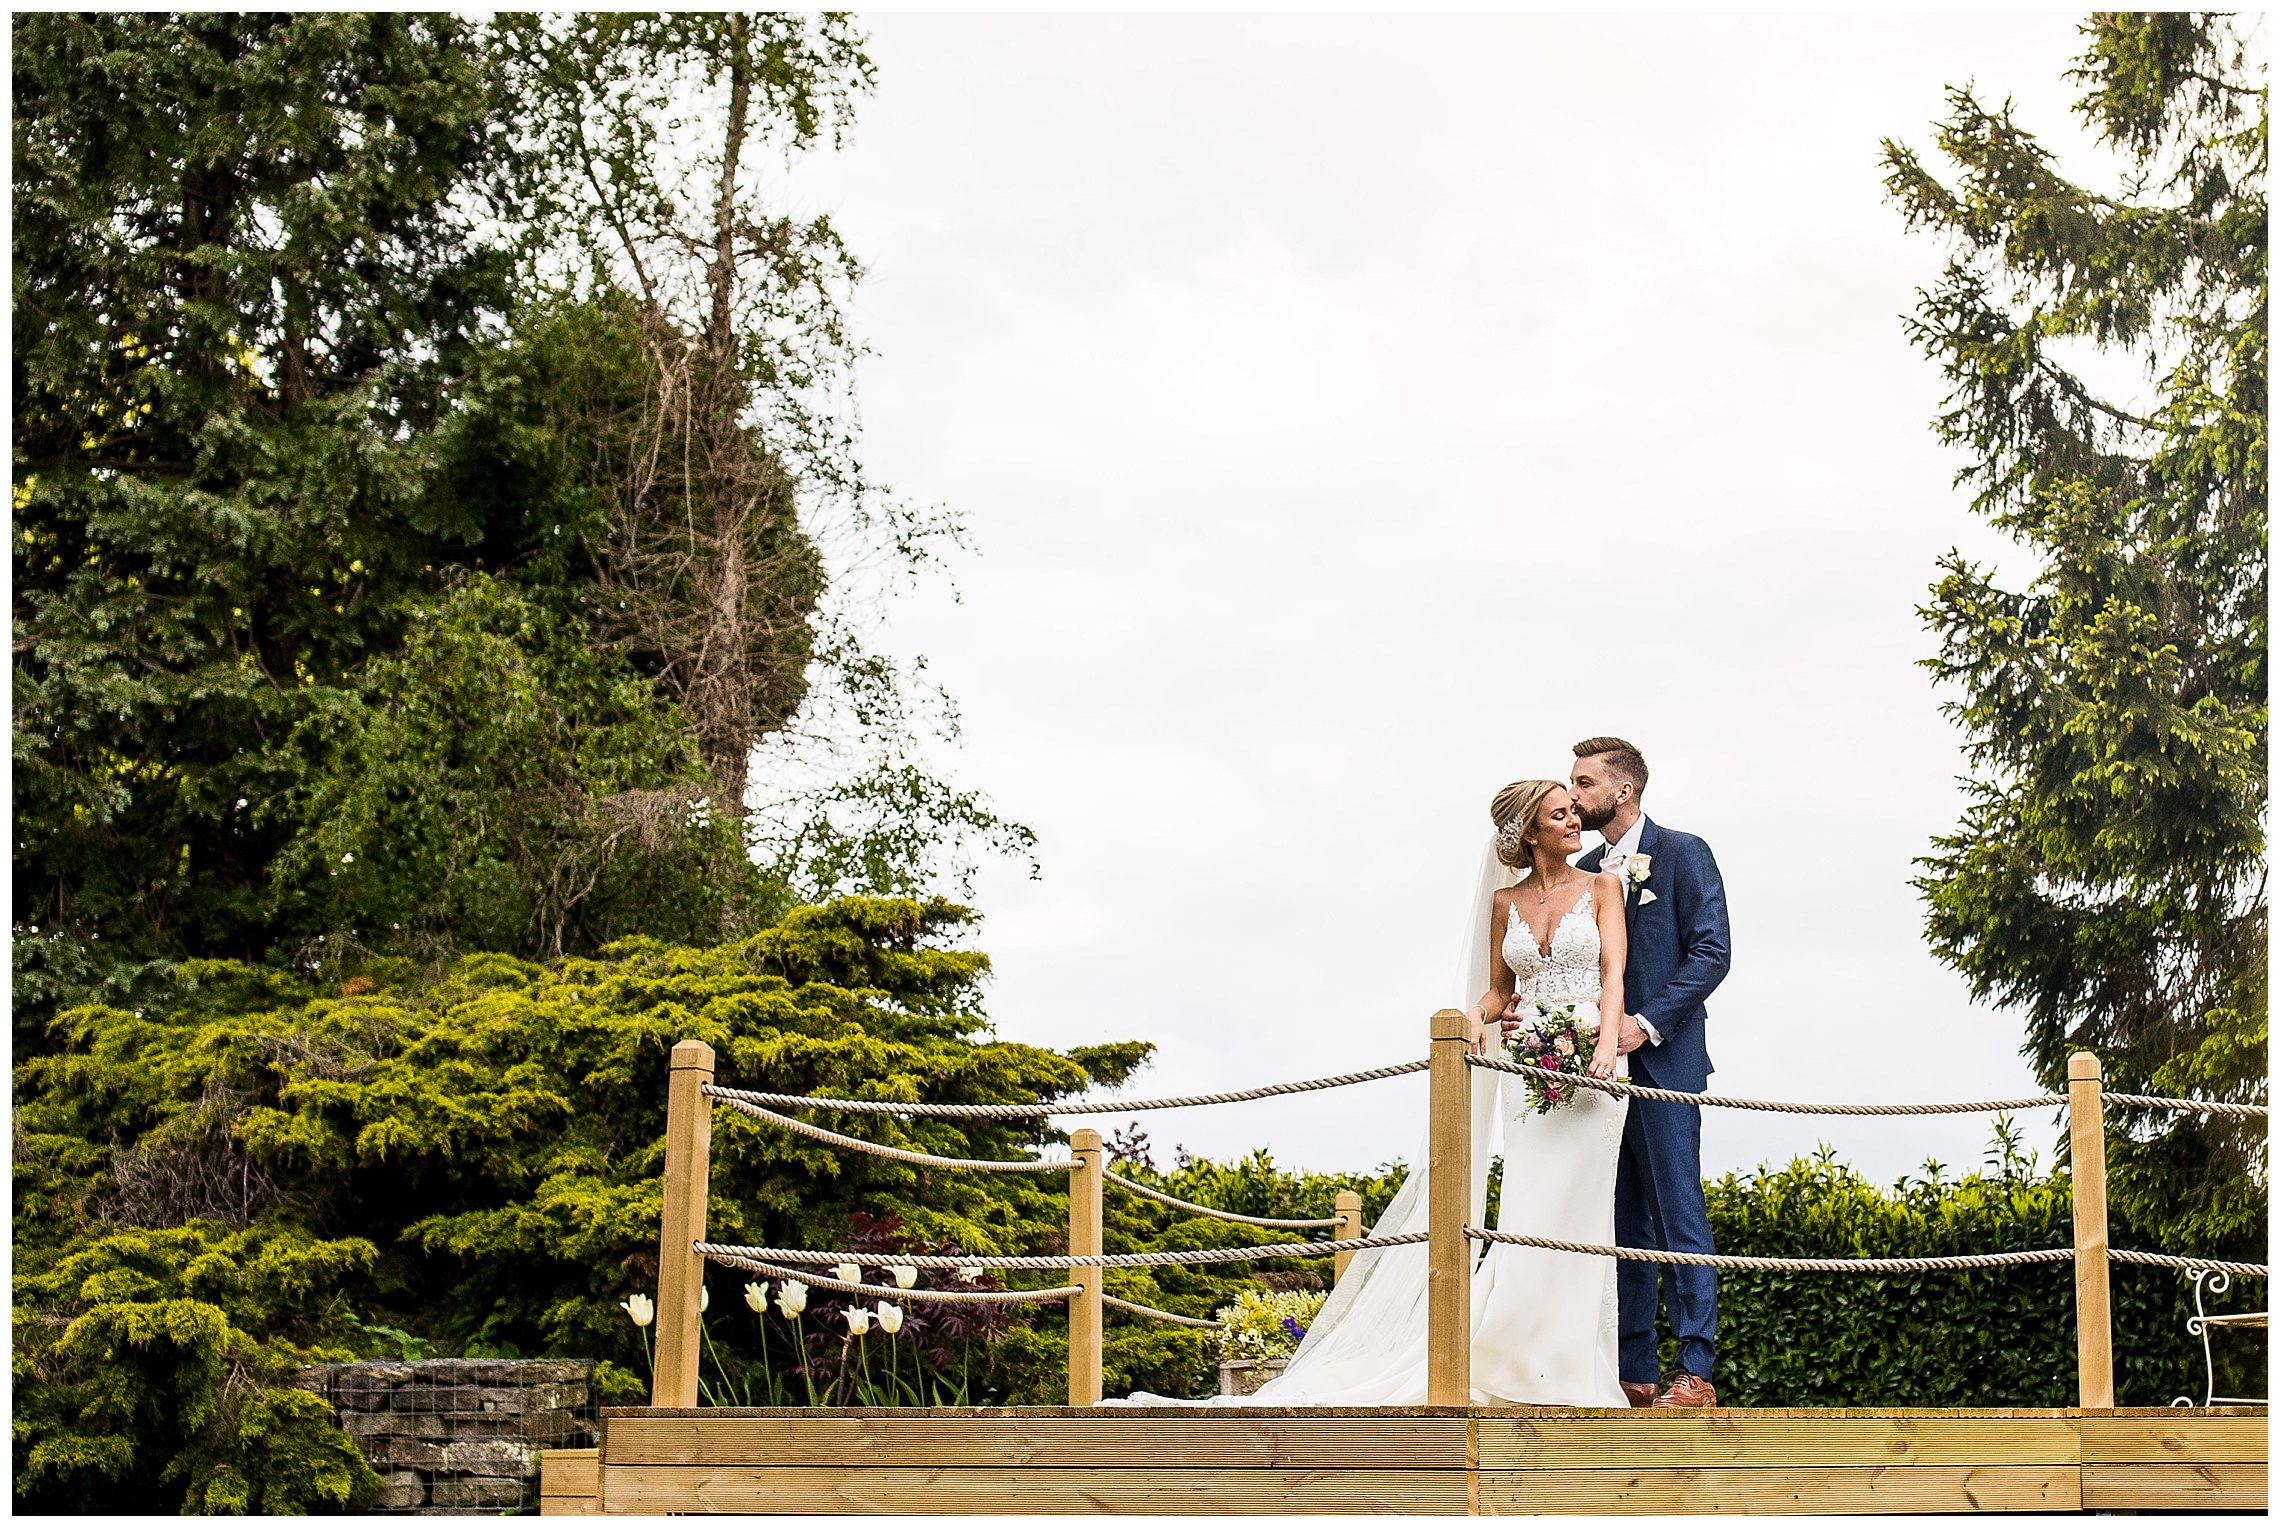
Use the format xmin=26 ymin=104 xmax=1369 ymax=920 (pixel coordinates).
xmin=1883 ymin=13 xmax=2267 ymax=1251
xmin=13 ymin=15 xmax=1033 ymax=1026
xmin=501 ymin=14 xmax=1029 ymax=894
xmin=500 ymin=12 xmax=868 ymax=816
xmin=273 ymin=573 xmax=763 ymax=958
xmin=11 ymin=13 xmax=524 ymax=979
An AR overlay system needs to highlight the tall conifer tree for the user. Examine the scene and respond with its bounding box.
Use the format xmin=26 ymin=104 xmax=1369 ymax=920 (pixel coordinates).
xmin=1884 ymin=13 xmax=2266 ymax=1250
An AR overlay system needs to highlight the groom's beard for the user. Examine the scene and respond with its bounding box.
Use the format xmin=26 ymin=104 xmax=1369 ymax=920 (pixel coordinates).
xmin=1576 ymin=801 xmax=1616 ymax=832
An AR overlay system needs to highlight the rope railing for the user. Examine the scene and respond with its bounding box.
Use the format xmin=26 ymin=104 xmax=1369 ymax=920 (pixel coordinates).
xmin=645 ymin=1022 xmax=2267 ymax=1413
xmin=2104 ymin=1093 xmax=2270 ymax=1120
xmin=709 ymin=1061 xmax=2263 ymax=1122
xmin=708 ymin=1093 xmax=1079 ymax=1173
xmin=1464 ymin=1228 xmax=2266 ymax=1279
xmin=1104 ymin=1170 xmax=1340 ymax=1229
xmin=2111 ymin=1249 xmax=2271 ymax=1278
xmin=700 ymin=1249 xmax=1084 ymax=1305
xmin=1466 ymin=1053 xmax=2068 ymax=1115
xmin=1104 ymin=1294 xmax=1222 ymax=1328
xmin=1464 ymin=1226 xmax=2078 ymax=1273
xmin=694 ymin=1233 xmax=1426 ymax=1272
xmin=702 ymin=1060 xmax=1428 ymax=1120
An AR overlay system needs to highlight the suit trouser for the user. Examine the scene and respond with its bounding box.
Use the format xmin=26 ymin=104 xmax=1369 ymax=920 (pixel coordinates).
xmin=1615 ymin=1093 xmax=1716 ymax=1383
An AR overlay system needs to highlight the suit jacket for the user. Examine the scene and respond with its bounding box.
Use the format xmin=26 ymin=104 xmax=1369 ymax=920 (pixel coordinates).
xmin=1579 ymin=817 xmax=1729 ymax=1093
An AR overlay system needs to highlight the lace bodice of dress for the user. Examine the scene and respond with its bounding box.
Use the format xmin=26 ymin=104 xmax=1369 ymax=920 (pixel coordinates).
xmin=1502 ymin=882 xmax=1605 ymax=1007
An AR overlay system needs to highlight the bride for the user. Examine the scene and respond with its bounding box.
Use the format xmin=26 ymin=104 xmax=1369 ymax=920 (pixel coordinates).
xmin=1118 ymin=778 xmax=1632 ymax=1407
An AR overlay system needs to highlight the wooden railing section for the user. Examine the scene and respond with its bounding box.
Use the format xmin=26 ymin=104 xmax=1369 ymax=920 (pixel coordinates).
xmin=652 ymin=1018 xmax=2174 ymax=1414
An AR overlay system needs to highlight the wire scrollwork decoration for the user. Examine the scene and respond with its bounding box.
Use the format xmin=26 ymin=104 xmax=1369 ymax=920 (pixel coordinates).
xmin=2169 ymin=1268 xmax=2269 ymax=1409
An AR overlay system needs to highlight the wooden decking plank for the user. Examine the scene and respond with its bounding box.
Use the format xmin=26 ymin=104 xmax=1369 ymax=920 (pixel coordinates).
xmin=600 ymin=1465 xmax=1470 ymax=1515
xmin=2080 ymin=1414 xmax=2269 ymax=1464
xmin=1478 ymin=1414 xmax=2081 ymax=1468
xmin=540 ymin=1448 xmax=600 ymax=1494
xmin=1477 ymin=1465 xmax=2081 ymax=1514
xmin=2080 ymin=1462 xmax=2267 ymax=1510
xmin=604 ymin=1413 xmax=1466 ymax=1469
xmin=539 ymin=1448 xmax=602 ymax=1517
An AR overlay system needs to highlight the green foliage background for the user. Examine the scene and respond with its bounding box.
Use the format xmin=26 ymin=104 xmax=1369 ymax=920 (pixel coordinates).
xmin=1700 ymin=1143 xmax=2262 ymax=1408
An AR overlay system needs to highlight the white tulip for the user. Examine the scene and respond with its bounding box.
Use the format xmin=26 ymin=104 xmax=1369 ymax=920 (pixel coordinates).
xmin=844 ymin=1307 xmax=873 ymax=1335
xmin=833 ymin=1262 xmax=862 ymax=1286
xmin=621 ymin=1293 xmax=655 ymax=1328
xmin=889 ymin=1265 xmax=918 ymax=1288
xmin=700 ymin=1286 xmax=710 ymax=1312
xmin=776 ymin=1280 xmax=809 ymax=1317
xmin=876 ymin=1300 xmax=905 ymax=1335
xmin=744 ymin=1281 xmax=768 ymax=1313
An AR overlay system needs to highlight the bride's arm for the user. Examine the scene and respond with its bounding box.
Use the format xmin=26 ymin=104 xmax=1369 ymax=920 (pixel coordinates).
xmin=1468 ymin=888 xmax=1516 ymax=1055
xmin=1589 ymin=871 xmax=1628 ymax=1078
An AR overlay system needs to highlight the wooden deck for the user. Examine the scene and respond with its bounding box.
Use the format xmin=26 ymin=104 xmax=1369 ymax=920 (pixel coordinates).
xmin=550 ymin=1404 xmax=2267 ymax=1514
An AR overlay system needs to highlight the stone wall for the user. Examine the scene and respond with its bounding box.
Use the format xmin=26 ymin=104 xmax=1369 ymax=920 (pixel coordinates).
xmin=293 ymin=1359 xmax=597 ymax=1513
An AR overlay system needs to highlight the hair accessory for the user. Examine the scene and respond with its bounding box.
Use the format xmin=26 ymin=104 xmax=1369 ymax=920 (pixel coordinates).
xmin=1494 ymin=814 xmax=1527 ymax=860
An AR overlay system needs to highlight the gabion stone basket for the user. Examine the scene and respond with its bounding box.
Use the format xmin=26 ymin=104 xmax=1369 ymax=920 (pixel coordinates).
xmin=292 ymin=1358 xmax=598 ymax=1513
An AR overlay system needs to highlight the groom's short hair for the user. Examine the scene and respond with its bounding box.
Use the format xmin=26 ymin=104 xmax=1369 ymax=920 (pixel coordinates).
xmin=1573 ymin=736 xmax=1648 ymax=796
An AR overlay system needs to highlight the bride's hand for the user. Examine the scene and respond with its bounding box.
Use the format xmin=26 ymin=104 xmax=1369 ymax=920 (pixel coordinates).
xmin=1587 ymin=1041 xmax=1619 ymax=1080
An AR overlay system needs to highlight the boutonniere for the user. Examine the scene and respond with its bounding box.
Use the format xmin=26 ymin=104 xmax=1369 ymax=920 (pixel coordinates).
xmin=1627 ymin=854 xmax=1657 ymax=905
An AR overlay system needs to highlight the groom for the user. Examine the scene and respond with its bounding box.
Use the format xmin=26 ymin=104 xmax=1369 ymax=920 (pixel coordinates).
xmin=1566 ymin=736 xmax=1730 ymax=1409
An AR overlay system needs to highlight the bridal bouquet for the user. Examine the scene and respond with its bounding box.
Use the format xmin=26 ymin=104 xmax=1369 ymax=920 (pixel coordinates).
xmin=1504 ymin=1002 xmax=1597 ymax=1114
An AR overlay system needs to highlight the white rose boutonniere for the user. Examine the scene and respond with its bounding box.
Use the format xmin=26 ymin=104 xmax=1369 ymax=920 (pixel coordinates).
xmin=1627 ymin=853 xmax=1657 ymax=905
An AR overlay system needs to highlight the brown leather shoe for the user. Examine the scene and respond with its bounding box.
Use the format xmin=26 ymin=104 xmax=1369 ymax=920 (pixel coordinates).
xmin=1653 ymin=1371 xmax=1717 ymax=1408
xmin=1620 ymin=1381 xmax=1659 ymax=1409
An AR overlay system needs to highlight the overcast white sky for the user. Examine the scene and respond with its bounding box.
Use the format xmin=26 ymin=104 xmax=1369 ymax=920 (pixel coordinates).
xmin=777 ymin=12 xmax=2115 ymax=1186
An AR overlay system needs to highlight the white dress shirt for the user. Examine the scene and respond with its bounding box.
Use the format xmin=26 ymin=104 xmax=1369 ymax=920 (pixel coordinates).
xmin=1596 ymin=816 xmax=1662 ymax=1045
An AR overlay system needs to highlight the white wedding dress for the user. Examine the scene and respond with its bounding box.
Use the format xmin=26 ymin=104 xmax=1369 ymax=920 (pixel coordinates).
xmin=1108 ymin=848 xmax=1629 ymax=1409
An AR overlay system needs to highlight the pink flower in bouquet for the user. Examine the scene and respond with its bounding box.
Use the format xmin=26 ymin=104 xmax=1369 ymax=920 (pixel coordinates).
xmin=1552 ymin=1034 xmax=1575 ymax=1057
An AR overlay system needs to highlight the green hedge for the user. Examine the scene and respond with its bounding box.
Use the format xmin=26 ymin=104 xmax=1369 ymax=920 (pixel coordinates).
xmin=997 ymin=1131 xmax=2265 ymax=1408
xmin=1693 ymin=1144 xmax=2264 ymax=1407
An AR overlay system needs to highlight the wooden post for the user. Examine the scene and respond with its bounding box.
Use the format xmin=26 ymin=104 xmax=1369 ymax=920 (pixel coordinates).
xmin=1426 ymin=1008 xmax=1471 ymax=1407
xmin=2068 ymin=1051 xmax=2114 ymax=1410
xmin=1333 ymin=1190 xmax=1365 ymax=1284
xmin=652 ymin=1038 xmax=715 ymax=1409
xmin=1068 ymin=1126 xmax=1104 ymax=1406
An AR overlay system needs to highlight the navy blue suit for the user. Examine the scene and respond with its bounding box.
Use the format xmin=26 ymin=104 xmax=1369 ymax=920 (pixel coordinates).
xmin=1580 ymin=817 xmax=1730 ymax=1384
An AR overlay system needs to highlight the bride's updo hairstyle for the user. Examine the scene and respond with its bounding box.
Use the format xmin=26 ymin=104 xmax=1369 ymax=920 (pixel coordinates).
xmin=1490 ymin=779 xmax=1567 ymax=870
